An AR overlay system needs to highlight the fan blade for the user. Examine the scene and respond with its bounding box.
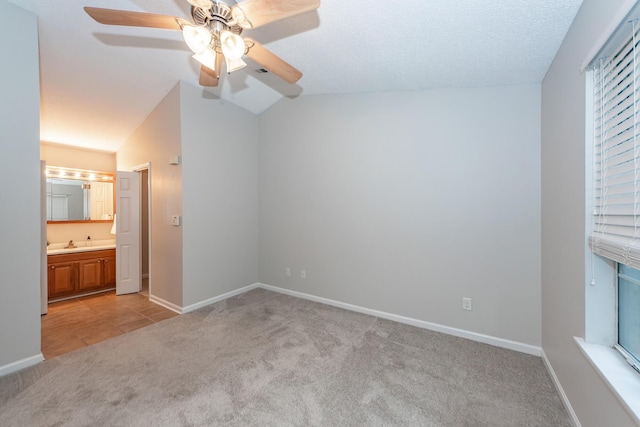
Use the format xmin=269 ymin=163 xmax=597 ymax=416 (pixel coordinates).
xmin=199 ymin=65 xmax=218 ymax=87
xmin=244 ymin=38 xmax=302 ymax=83
xmin=84 ymin=7 xmax=183 ymax=31
xmin=231 ymin=0 xmax=320 ymax=29
xmin=198 ymin=52 xmax=223 ymax=87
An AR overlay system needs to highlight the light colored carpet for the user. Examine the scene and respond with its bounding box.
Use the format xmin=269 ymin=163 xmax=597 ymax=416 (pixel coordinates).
xmin=0 ymin=288 xmax=571 ymax=426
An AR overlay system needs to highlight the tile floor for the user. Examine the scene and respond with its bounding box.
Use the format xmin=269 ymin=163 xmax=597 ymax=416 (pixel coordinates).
xmin=41 ymin=288 xmax=178 ymax=359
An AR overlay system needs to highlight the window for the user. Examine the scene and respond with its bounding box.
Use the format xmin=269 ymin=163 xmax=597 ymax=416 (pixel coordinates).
xmin=618 ymin=264 xmax=640 ymax=369
xmin=588 ymin=12 xmax=640 ymax=372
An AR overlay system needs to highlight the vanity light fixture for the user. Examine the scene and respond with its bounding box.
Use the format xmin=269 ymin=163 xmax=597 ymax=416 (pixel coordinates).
xmin=46 ymin=166 xmax=114 ymax=182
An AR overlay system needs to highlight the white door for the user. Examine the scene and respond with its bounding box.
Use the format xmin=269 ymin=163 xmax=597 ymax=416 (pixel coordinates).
xmin=116 ymin=171 xmax=141 ymax=295
xmin=90 ymin=181 xmax=108 ymax=220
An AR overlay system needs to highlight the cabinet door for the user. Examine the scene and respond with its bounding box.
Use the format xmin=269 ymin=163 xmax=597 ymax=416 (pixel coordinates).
xmin=78 ymin=258 xmax=103 ymax=291
xmin=48 ymin=261 xmax=77 ymax=298
xmin=102 ymin=255 xmax=116 ymax=287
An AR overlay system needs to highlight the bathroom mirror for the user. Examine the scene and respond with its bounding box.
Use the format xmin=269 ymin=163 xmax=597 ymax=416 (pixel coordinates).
xmin=46 ymin=166 xmax=115 ymax=223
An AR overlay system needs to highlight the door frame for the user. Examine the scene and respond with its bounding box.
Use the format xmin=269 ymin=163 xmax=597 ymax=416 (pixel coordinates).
xmin=132 ymin=162 xmax=151 ymax=298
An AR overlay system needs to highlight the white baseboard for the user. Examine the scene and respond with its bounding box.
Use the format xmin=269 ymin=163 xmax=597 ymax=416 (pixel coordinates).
xmin=257 ymin=283 xmax=542 ymax=356
xmin=149 ymin=294 xmax=182 ymax=314
xmin=0 ymin=353 xmax=44 ymax=377
xmin=541 ymin=349 xmax=581 ymax=427
xmin=174 ymin=282 xmax=540 ymax=356
xmin=180 ymin=283 xmax=260 ymax=314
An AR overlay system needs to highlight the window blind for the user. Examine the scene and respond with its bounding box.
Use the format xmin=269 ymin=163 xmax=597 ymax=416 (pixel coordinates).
xmin=589 ymin=19 xmax=640 ymax=268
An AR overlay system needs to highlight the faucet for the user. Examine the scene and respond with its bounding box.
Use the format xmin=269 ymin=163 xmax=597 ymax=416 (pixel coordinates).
xmin=65 ymin=240 xmax=76 ymax=249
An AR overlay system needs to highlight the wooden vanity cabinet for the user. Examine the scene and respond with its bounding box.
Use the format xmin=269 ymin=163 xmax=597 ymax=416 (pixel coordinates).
xmin=48 ymin=249 xmax=116 ymax=300
xmin=101 ymin=254 xmax=116 ymax=287
xmin=47 ymin=260 xmax=77 ymax=298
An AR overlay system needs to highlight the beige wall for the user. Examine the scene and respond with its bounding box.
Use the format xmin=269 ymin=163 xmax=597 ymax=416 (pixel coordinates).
xmin=117 ymin=83 xmax=183 ymax=307
xmin=541 ymin=0 xmax=637 ymax=425
xmin=0 ymin=0 xmax=42 ymax=372
xmin=41 ymin=141 xmax=116 ymax=171
xmin=46 ymin=223 xmax=114 ymax=244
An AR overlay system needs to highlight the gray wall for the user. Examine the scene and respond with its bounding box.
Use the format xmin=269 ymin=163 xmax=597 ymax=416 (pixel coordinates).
xmin=541 ymin=0 xmax=637 ymax=425
xmin=117 ymin=81 xmax=260 ymax=309
xmin=118 ymin=84 xmax=184 ymax=307
xmin=0 ymin=0 xmax=41 ymax=370
xmin=180 ymin=82 xmax=260 ymax=307
xmin=259 ymin=86 xmax=542 ymax=346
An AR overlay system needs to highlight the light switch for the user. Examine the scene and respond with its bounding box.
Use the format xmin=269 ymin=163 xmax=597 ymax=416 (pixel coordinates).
xmin=172 ymin=215 xmax=181 ymax=226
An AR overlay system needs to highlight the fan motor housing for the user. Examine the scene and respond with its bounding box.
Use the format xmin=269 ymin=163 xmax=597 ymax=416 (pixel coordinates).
xmin=191 ymin=3 xmax=242 ymax=35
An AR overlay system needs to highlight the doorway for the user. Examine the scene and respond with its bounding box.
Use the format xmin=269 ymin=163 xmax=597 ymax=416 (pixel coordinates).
xmin=137 ymin=167 xmax=150 ymax=298
xmin=40 ymin=164 xmax=163 ymax=360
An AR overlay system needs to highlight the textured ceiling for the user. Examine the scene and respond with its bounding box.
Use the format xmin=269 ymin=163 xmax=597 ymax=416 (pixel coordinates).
xmin=7 ymin=0 xmax=583 ymax=152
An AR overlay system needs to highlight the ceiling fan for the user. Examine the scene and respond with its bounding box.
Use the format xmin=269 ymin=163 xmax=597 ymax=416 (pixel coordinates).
xmin=84 ymin=0 xmax=320 ymax=87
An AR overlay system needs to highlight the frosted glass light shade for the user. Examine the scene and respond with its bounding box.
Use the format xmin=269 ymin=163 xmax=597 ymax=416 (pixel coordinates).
xmin=182 ymin=25 xmax=211 ymax=54
xmin=193 ymin=48 xmax=217 ymax=70
xmin=220 ymin=31 xmax=245 ymax=60
xmin=226 ymin=57 xmax=247 ymax=73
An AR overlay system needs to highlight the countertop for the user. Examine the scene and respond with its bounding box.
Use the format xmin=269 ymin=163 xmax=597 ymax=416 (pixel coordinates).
xmin=47 ymin=240 xmax=116 ymax=255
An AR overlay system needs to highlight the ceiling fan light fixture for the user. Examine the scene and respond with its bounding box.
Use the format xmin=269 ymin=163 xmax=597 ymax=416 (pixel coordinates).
xmin=220 ymin=30 xmax=245 ymax=60
xmin=192 ymin=48 xmax=217 ymax=70
xmin=182 ymin=25 xmax=211 ymax=54
xmin=226 ymin=57 xmax=247 ymax=73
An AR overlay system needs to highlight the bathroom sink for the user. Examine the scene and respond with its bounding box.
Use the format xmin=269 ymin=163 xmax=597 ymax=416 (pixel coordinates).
xmin=47 ymin=240 xmax=116 ymax=255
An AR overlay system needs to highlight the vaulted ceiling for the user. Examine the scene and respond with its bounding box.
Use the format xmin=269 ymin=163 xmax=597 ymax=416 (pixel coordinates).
xmin=8 ymin=0 xmax=583 ymax=152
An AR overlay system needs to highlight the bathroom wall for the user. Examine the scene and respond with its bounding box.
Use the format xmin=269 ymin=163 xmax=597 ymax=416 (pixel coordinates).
xmin=41 ymin=142 xmax=116 ymax=244
xmin=41 ymin=142 xmax=116 ymax=171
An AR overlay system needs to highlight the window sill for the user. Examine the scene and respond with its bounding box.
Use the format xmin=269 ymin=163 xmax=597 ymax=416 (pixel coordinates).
xmin=574 ymin=337 xmax=640 ymax=423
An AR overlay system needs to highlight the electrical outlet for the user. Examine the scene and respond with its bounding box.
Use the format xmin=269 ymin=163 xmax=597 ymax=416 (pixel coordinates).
xmin=301 ymin=269 xmax=306 ymax=279
xmin=285 ymin=267 xmax=291 ymax=277
xmin=462 ymin=298 xmax=472 ymax=311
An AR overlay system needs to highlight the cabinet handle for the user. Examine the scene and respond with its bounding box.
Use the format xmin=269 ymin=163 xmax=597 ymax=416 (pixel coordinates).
xmin=51 ymin=266 xmax=55 ymax=269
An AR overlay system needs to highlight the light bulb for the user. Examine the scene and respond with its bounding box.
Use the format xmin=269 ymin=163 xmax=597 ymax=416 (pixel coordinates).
xmin=192 ymin=48 xmax=217 ymax=70
xmin=182 ymin=25 xmax=211 ymax=54
xmin=220 ymin=31 xmax=245 ymax=60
